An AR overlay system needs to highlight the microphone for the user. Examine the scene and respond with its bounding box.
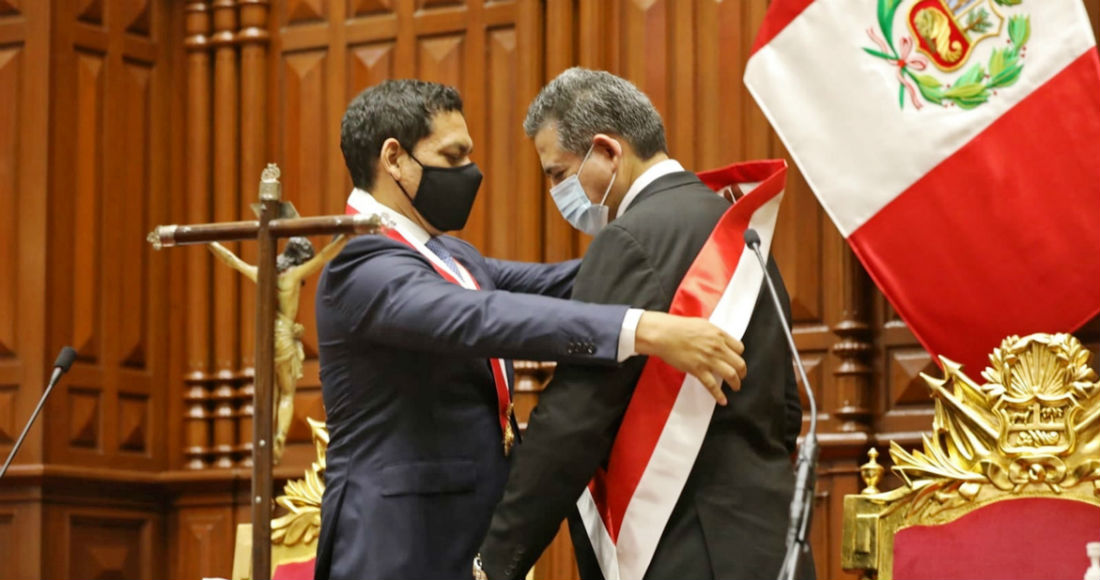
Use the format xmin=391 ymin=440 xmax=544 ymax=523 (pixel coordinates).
xmin=0 ymin=347 xmax=78 ymax=480
xmin=742 ymin=229 xmax=819 ymax=580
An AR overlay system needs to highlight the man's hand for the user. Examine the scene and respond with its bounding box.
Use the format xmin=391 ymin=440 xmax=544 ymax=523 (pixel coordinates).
xmin=634 ymin=312 xmax=747 ymax=406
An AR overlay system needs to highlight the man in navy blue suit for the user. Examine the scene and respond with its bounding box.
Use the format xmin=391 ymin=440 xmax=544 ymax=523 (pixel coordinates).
xmin=313 ymin=79 xmax=749 ymax=580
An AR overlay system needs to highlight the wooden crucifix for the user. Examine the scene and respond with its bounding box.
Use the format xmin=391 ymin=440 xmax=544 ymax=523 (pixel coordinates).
xmin=148 ymin=163 xmax=388 ymax=580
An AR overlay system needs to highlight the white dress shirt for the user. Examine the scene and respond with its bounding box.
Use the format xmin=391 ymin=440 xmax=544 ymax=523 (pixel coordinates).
xmin=615 ymin=158 xmax=686 ymax=218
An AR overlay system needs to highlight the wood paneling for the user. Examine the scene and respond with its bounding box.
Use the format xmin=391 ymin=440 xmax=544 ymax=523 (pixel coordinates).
xmin=68 ymin=515 xmax=149 ymax=579
xmin=0 ymin=1 xmax=1096 ymax=579
xmin=0 ymin=0 xmax=48 ymax=480
xmin=42 ymin=498 xmax=163 ymax=580
xmin=0 ymin=47 xmax=20 ymax=360
xmin=78 ymin=0 xmax=104 ymax=25
xmin=72 ymin=51 xmax=105 ymax=359
xmin=0 ymin=500 xmax=40 ymax=580
xmin=67 ymin=386 xmax=101 ymax=450
xmin=45 ymin=0 xmax=170 ymax=471
xmin=172 ymin=504 xmax=238 ymax=579
xmin=0 ymin=385 xmax=16 ymax=444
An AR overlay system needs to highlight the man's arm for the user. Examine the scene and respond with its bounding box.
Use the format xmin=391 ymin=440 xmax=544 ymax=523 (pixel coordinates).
xmin=483 ymin=257 xmax=582 ymax=299
xmin=325 ymin=245 xmax=625 ymax=364
xmin=475 ymin=253 xmax=746 ymax=397
xmin=476 ymin=225 xmax=678 ymax=579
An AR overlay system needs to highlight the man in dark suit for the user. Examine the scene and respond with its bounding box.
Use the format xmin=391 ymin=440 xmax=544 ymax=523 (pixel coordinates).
xmin=314 ymin=79 xmax=752 ymax=580
xmin=476 ymin=68 xmax=808 ymax=579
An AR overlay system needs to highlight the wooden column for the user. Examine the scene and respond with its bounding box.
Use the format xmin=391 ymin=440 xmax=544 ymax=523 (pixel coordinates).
xmin=831 ymin=241 xmax=873 ymax=434
xmin=211 ymin=0 xmax=241 ymax=468
xmin=184 ymin=0 xmax=214 ymax=470
xmin=236 ymin=0 xmax=269 ymax=468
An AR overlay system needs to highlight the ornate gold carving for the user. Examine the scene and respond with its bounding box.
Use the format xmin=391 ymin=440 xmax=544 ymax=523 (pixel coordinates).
xmin=860 ymin=448 xmax=884 ymax=495
xmin=271 ymin=417 xmax=328 ymax=547
xmin=889 ymin=333 xmax=1099 ymax=515
xmin=842 ymin=333 xmax=1100 ymax=579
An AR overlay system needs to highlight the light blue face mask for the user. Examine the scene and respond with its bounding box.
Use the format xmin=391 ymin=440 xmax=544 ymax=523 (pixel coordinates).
xmin=549 ymin=145 xmax=617 ymax=236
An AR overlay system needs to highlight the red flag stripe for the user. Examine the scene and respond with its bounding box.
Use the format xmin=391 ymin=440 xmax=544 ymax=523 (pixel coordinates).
xmin=750 ymin=0 xmax=816 ymax=56
xmin=848 ymin=49 xmax=1100 ymax=373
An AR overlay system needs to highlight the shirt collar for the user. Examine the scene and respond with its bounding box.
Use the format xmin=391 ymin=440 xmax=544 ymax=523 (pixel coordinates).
xmin=615 ymin=159 xmax=686 ymax=218
xmin=347 ymin=188 xmax=431 ymax=245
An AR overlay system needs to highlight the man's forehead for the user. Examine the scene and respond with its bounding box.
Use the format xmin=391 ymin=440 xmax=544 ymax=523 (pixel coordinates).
xmin=424 ymin=111 xmax=472 ymax=148
xmin=534 ymin=125 xmax=576 ymax=167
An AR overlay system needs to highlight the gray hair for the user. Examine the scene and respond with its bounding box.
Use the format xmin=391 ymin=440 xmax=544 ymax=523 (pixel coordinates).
xmin=524 ymin=67 xmax=668 ymax=159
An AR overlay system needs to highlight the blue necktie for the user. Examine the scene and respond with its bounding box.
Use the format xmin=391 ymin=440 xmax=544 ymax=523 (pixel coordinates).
xmin=424 ymin=237 xmax=461 ymax=276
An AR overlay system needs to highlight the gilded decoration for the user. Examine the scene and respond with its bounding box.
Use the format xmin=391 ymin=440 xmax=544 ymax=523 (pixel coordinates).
xmin=271 ymin=417 xmax=328 ymax=547
xmin=842 ymin=333 xmax=1100 ymax=579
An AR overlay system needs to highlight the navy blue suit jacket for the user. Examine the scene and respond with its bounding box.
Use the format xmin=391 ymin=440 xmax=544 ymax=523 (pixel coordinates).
xmin=313 ymin=233 xmax=627 ymax=580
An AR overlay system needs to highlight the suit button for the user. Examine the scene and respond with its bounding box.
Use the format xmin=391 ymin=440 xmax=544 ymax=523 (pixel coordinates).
xmin=504 ymin=565 xmax=515 ymax=577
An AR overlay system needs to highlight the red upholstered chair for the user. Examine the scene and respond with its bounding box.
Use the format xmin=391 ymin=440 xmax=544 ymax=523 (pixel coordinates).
xmin=842 ymin=333 xmax=1100 ymax=580
xmin=233 ymin=418 xmax=328 ymax=580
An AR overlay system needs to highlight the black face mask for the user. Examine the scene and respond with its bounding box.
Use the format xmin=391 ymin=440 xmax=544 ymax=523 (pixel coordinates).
xmin=395 ymin=153 xmax=483 ymax=232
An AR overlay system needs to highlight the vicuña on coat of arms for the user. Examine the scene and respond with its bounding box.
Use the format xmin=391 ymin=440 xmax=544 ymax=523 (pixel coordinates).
xmin=866 ymin=0 xmax=1031 ymax=110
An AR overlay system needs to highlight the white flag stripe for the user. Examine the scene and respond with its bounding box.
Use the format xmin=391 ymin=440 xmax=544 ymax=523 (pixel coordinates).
xmin=745 ymin=0 xmax=1096 ymax=237
xmin=577 ymin=191 xmax=784 ymax=580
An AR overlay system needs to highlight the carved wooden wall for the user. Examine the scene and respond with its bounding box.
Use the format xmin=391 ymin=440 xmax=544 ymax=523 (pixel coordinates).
xmin=0 ymin=0 xmax=1097 ymax=578
xmin=0 ymin=0 xmax=174 ymax=577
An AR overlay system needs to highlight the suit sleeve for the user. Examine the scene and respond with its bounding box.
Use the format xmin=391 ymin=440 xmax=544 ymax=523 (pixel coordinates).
xmin=323 ymin=247 xmax=625 ymax=364
xmin=482 ymin=257 xmax=582 ymax=299
xmin=477 ymin=225 xmax=672 ymax=579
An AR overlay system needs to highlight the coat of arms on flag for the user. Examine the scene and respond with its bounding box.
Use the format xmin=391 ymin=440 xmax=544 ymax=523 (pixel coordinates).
xmin=865 ymin=0 xmax=1033 ymax=109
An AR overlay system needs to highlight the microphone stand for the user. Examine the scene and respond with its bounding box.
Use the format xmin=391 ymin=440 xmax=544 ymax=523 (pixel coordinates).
xmin=0 ymin=347 xmax=77 ymax=480
xmin=743 ymin=231 xmax=818 ymax=580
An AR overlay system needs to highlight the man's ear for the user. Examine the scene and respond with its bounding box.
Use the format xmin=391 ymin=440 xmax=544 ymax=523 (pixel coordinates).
xmin=379 ymin=138 xmax=404 ymax=182
xmin=592 ymin=134 xmax=624 ymax=170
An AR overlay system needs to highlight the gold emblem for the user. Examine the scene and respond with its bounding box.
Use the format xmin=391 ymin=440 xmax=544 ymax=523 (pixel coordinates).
xmin=271 ymin=417 xmax=328 ymax=547
xmin=503 ymin=403 xmax=516 ymax=456
xmin=842 ymin=333 xmax=1100 ymax=578
xmin=891 ymin=333 xmax=1100 ymax=502
xmin=907 ymin=0 xmax=1006 ymax=72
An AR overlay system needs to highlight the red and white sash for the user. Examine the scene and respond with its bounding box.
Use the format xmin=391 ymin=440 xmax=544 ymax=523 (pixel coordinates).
xmin=345 ymin=194 xmax=515 ymax=455
xmin=578 ymin=160 xmax=788 ymax=580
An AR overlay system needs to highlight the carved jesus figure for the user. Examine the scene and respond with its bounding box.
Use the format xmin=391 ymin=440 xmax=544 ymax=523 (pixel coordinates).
xmin=208 ymin=235 xmax=348 ymax=463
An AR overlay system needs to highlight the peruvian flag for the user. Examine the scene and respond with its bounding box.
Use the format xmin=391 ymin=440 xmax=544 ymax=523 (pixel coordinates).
xmin=745 ymin=0 xmax=1100 ymax=373
xmin=578 ymin=160 xmax=788 ymax=580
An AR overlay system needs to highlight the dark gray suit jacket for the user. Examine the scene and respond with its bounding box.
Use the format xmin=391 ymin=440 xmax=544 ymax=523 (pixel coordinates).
xmin=477 ymin=172 xmax=806 ymax=579
xmin=313 ymin=233 xmax=629 ymax=580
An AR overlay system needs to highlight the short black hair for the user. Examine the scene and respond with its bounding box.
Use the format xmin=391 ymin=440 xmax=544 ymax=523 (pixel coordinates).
xmin=340 ymin=79 xmax=464 ymax=190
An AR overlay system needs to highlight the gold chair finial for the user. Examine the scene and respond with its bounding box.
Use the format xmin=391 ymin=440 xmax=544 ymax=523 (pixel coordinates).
xmin=860 ymin=447 xmax=883 ymax=495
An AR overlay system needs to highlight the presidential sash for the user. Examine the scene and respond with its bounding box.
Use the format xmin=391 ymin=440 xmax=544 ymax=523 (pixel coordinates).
xmin=578 ymin=160 xmax=788 ymax=579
